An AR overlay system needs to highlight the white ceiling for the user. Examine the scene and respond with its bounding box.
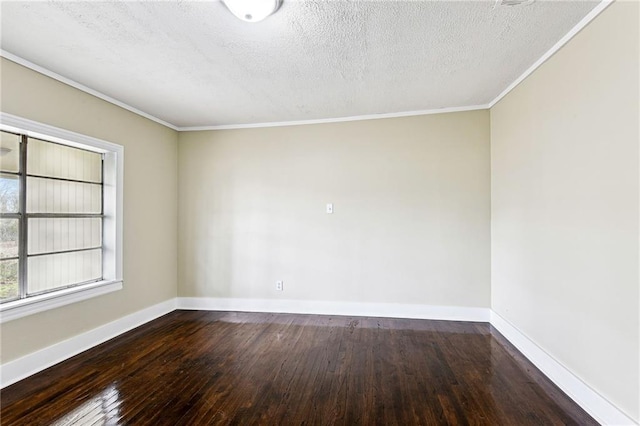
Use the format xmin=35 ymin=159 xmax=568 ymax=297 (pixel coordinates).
xmin=1 ymin=1 xmax=600 ymax=129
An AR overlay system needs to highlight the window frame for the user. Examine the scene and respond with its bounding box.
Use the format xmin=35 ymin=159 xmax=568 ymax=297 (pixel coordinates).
xmin=0 ymin=113 xmax=123 ymax=323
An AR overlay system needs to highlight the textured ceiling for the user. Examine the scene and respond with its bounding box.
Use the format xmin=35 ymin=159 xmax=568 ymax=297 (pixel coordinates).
xmin=1 ymin=1 xmax=599 ymax=128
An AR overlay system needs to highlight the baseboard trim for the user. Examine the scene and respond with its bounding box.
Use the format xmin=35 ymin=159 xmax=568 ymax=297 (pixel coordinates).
xmin=0 ymin=298 xmax=177 ymax=389
xmin=176 ymin=297 xmax=490 ymax=322
xmin=1 ymin=298 xmax=634 ymax=425
xmin=490 ymin=311 xmax=636 ymax=426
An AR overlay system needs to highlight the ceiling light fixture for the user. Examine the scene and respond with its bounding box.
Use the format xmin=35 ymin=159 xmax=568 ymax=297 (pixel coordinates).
xmin=222 ymin=0 xmax=283 ymax=23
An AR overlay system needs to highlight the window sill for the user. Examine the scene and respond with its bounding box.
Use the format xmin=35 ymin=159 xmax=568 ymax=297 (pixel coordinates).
xmin=0 ymin=280 xmax=123 ymax=324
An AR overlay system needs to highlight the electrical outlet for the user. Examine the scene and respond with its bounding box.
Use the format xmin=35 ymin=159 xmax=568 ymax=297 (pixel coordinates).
xmin=276 ymin=280 xmax=283 ymax=291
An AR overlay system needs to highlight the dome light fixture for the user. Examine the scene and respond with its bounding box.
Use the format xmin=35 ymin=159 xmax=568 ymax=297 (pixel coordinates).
xmin=222 ymin=0 xmax=283 ymax=23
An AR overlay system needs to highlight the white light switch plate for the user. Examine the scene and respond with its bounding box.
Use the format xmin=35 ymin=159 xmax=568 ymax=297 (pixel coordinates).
xmin=326 ymin=203 xmax=333 ymax=214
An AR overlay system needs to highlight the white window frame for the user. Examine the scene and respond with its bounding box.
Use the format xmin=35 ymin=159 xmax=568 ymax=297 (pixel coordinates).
xmin=0 ymin=113 xmax=123 ymax=323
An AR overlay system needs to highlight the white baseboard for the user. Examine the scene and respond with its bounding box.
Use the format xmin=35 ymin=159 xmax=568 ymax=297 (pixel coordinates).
xmin=176 ymin=297 xmax=491 ymax=322
xmin=0 ymin=298 xmax=177 ymax=389
xmin=1 ymin=297 xmax=634 ymax=425
xmin=490 ymin=311 xmax=636 ymax=426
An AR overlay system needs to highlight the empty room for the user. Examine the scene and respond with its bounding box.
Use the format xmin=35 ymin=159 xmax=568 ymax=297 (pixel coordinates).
xmin=0 ymin=0 xmax=638 ymax=424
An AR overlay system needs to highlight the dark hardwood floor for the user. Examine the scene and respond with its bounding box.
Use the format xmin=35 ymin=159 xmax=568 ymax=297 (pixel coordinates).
xmin=1 ymin=310 xmax=596 ymax=425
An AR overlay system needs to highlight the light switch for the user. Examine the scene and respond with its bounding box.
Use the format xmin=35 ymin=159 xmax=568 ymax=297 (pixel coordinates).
xmin=326 ymin=203 xmax=333 ymax=214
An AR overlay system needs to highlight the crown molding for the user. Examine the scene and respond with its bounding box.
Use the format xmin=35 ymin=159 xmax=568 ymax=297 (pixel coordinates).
xmin=1 ymin=0 xmax=612 ymax=131
xmin=178 ymin=104 xmax=491 ymax=131
xmin=0 ymin=50 xmax=179 ymax=131
xmin=488 ymin=0 xmax=613 ymax=108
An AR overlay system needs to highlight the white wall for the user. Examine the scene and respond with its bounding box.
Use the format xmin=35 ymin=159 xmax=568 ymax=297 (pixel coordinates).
xmin=0 ymin=58 xmax=179 ymax=363
xmin=178 ymin=111 xmax=491 ymax=309
xmin=491 ymin=1 xmax=639 ymax=421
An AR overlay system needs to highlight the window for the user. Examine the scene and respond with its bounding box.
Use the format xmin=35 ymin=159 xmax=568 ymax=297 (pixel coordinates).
xmin=0 ymin=114 xmax=123 ymax=322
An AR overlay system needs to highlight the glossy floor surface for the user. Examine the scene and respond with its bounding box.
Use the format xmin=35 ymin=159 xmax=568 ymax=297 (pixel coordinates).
xmin=1 ymin=310 xmax=596 ymax=425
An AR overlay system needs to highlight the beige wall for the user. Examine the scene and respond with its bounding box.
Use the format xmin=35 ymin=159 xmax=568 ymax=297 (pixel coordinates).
xmin=491 ymin=1 xmax=639 ymax=422
xmin=178 ymin=111 xmax=491 ymax=308
xmin=1 ymin=2 xmax=637 ymax=420
xmin=0 ymin=58 xmax=179 ymax=363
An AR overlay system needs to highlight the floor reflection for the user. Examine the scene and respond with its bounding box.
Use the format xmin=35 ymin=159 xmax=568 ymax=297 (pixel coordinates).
xmin=1 ymin=311 xmax=596 ymax=425
xmin=51 ymin=384 xmax=121 ymax=426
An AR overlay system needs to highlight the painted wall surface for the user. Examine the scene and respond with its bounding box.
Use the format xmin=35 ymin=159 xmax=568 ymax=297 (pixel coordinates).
xmin=0 ymin=58 xmax=179 ymax=363
xmin=491 ymin=1 xmax=639 ymax=421
xmin=178 ymin=111 xmax=491 ymax=308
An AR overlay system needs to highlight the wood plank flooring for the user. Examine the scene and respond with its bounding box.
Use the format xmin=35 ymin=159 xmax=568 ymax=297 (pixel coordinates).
xmin=1 ymin=310 xmax=597 ymax=425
